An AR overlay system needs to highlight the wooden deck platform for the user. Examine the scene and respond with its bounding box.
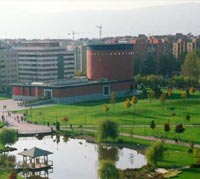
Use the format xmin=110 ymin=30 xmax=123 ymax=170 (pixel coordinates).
xmin=16 ymin=159 xmax=53 ymax=172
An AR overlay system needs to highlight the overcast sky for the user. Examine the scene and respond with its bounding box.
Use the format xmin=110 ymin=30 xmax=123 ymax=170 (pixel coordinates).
xmin=0 ymin=0 xmax=199 ymax=39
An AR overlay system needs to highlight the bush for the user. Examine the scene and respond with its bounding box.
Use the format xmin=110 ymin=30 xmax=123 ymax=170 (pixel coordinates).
xmin=9 ymin=172 xmax=17 ymax=179
xmin=0 ymin=129 xmax=17 ymax=146
xmin=145 ymin=141 xmax=164 ymax=167
xmin=98 ymin=160 xmax=119 ymax=179
xmin=55 ymin=122 xmax=60 ymax=131
xmin=97 ymin=119 xmax=119 ymax=143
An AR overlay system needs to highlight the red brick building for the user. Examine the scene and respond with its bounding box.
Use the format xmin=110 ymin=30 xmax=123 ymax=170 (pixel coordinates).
xmin=87 ymin=44 xmax=134 ymax=81
xmin=12 ymin=44 xmax=135 ymax=104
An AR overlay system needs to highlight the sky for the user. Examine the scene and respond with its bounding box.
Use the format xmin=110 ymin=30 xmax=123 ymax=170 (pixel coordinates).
xmin=0 ymin=0 xmax=199 ymax=39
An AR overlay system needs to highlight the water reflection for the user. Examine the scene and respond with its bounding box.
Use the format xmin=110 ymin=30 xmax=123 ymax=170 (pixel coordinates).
xmin=10 ymin=136 xmax=146 ymax=179
xmin=98 ymin=145 xmax=119 ymax=161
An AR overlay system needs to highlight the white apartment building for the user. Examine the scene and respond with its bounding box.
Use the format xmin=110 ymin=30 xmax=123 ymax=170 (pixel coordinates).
xmin=15 ymin=41 xmax=75 ymax=83
xmin=0 ymin=49 xmax=18 ymax=89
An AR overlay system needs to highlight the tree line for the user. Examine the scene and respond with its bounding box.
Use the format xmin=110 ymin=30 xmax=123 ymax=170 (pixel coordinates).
xmin=135 ymin=49 xmax=200 ymax=87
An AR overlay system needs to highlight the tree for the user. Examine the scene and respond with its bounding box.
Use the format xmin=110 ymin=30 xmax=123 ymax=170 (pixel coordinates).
xmin=103 ymin=104 xmax=110 ymax=112
xmin=193 ymin=148 xmax=200 ymax=164
xmin=9 ymin=172 xmax=17 ymax=179
xmin=190 ymin=86 xmax=195 ymax=94
xmin=110 ymin=92 xmax=116 ymax=108
xmin=182 ymin=50 xmax=200 ymax=82
xmin=175 ymin=124 xmax=185 ymax=139
xmin=131 ymin=96 xmax=138 ymax=132
xmin=98 ymin=160 xmax=119 ymax=179
xmin=0 ymin=129 xmax=17 ymax=146
xmin=124 ymin=98 xmax=131 ymax=112
xmin=167 ymin=87 xmax=172 ymax=98
xmin=150 ymin=120 xmax=156 ymax=130
xmin=164 ymin=123 xmax=170 ymax=136
xmin=185 ymin=113 xmax=191 ymax=122
xmin=181 ymin=91 xmax=187 ymax=99
xmin=148 ymin=90 xmax=155 ymax=103
xmin=145 ymin=141 xmax=164 ymax=167
xmin=63 ymin=115 xmax=69 ymax=122
xmin=131 ymin=96 xmax=138 ymax=105
xmin=97 ymin=119 xmax=119 ymax=143
xmin=55 ymin=121 xmax=60 ymax=131
xmin=159 ymin=93 xmax=166 ymax=110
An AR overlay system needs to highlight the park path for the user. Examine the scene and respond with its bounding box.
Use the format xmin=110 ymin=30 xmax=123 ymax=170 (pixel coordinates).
xmin=2 ymin=112 xmax=52 ymax=135
xmin=0 ymin=99 xmax=53 ymax=135
xmin=60 ymin=126 xmax=200 ymax=148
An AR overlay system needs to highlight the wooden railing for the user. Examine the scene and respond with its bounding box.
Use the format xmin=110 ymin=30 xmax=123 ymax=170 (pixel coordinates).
xmin=16 ymin=159 xmax=53 ymax=170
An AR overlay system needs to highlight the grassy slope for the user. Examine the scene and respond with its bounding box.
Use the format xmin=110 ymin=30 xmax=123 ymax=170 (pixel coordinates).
xmin=20 ymin=90 xmax=200 ymax=143
xmin=13 ymin=89 xmax=200 ymax=178
xmin=0 ymin=171 xmax=24 ymax=179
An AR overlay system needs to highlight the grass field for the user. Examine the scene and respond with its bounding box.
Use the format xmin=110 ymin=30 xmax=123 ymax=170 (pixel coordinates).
xmin=10 ymin=89 xmax=200 ymax=178
xmin=112 ymin=135 xmax=200 ymax=179
xmin=0 ymin=95 xmax=10 ymax=100
xmin=20 ymin=89 xmax=200 ymax=143
xmin=0 ymin=170 xmax=24 ymax=179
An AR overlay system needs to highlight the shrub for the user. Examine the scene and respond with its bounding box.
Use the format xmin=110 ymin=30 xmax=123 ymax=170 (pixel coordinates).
xmin=145 ymin=141 xmax=164 ymax=167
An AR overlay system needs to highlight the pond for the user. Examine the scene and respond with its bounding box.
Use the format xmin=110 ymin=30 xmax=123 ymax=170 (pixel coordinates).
xmin=10 ymin=135 xmax=147 ymax=179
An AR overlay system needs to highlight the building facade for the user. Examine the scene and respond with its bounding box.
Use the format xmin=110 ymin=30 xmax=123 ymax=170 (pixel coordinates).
xmin=0 ymin=48 xmax=18 ymax=91
xmin=12 ymin=79 xmax=134 ymax=104
xmin=15 ymin=41 xmax=75 ymax=83
xmin=74 ymin=45 xmax=87 ymax=74
xmin=87 ymin=44 xmax=134 ymax=81
xmin=12 ymin=43 xmax=135 ymax=104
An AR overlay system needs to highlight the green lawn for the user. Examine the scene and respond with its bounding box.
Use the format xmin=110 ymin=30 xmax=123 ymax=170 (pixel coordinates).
xmin=19 ymin=89 xmax=200 ymax=143
xmin=0 ymin=96 xmax=10 ymax=100
xmin=114 ymin=135 xmax=199 ymax=178
xmin=12 ymin=89 xmax=200 ymax=178
xmin=0 ymin=170 xmax=24 ymax=179
xmin=176 ymin=168 xmax=200 ymax=179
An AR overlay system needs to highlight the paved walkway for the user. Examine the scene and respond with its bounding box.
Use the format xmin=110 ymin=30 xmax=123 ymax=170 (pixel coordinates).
xmin=0 ymin=100 xmax=52 ymax=135
xmin=2 ymin=112 xmax=52 ymax=135
xmin=0 ymin=99 xmax=53 ymax=135
xmin=4 ymin=112 xmax=51 ymax=135
xmin=61 ymin=126 xmax=200 ymax=148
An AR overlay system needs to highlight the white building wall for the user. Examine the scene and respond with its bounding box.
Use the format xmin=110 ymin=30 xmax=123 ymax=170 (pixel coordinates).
xmin=0 ymin=49 xmax=18 ymax=88
xmin=15 ymin=41 xmax=75 ymax=83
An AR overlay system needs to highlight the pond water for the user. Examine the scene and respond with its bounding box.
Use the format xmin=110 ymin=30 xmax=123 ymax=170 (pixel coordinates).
xmin=10 ymin=135 xmax=147 ymax=179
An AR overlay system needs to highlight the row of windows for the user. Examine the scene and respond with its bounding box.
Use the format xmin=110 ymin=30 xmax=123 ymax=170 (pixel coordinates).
xmin=90 ymin=51 xmax=134 ymax=56
xmin=18 ymin=58 xmax=74 ymax=62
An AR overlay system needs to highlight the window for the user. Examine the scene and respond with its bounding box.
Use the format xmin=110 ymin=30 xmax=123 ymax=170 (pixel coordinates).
xmin=44 ymin=89 xmax=53 ymax=99
xmin=103 ymin=85 xmax=110 ymax=96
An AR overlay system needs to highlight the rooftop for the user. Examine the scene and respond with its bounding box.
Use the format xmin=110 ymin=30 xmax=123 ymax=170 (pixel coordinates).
xmin=18 ymin=147 xmax=53 ymax=158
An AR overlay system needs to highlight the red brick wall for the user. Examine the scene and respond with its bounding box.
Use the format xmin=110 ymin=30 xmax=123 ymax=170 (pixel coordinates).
xmin=12 ymin=86 xmax=23 ymax=95
xmin=53 ymin=81 xmax=133 ymax=98
xmin=23 ymin=87 xmax=30 ymax=96
xmin=38 ymin=88 xmax=44 ymax=97
xmin=87 ymin=50 xmax=134 ymax=81
xmin=12 ymin=81 xmax=134 ymax=98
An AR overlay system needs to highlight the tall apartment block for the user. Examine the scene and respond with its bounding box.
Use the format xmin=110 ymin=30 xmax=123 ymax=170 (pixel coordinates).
xmin=173 ymin=39 xmax=187 ymax=59
xmin=15 ymin=41 xmax=75 ymax=83
xmin=186 ymin=38 xmax=197 ymax=53
xmin=173 ymin=35 xmax=197 ymax=59
xmin=0 ymin=48 xmax=18 ymax=90
xmin=74 ymin=45 xmax=87 ymax=74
